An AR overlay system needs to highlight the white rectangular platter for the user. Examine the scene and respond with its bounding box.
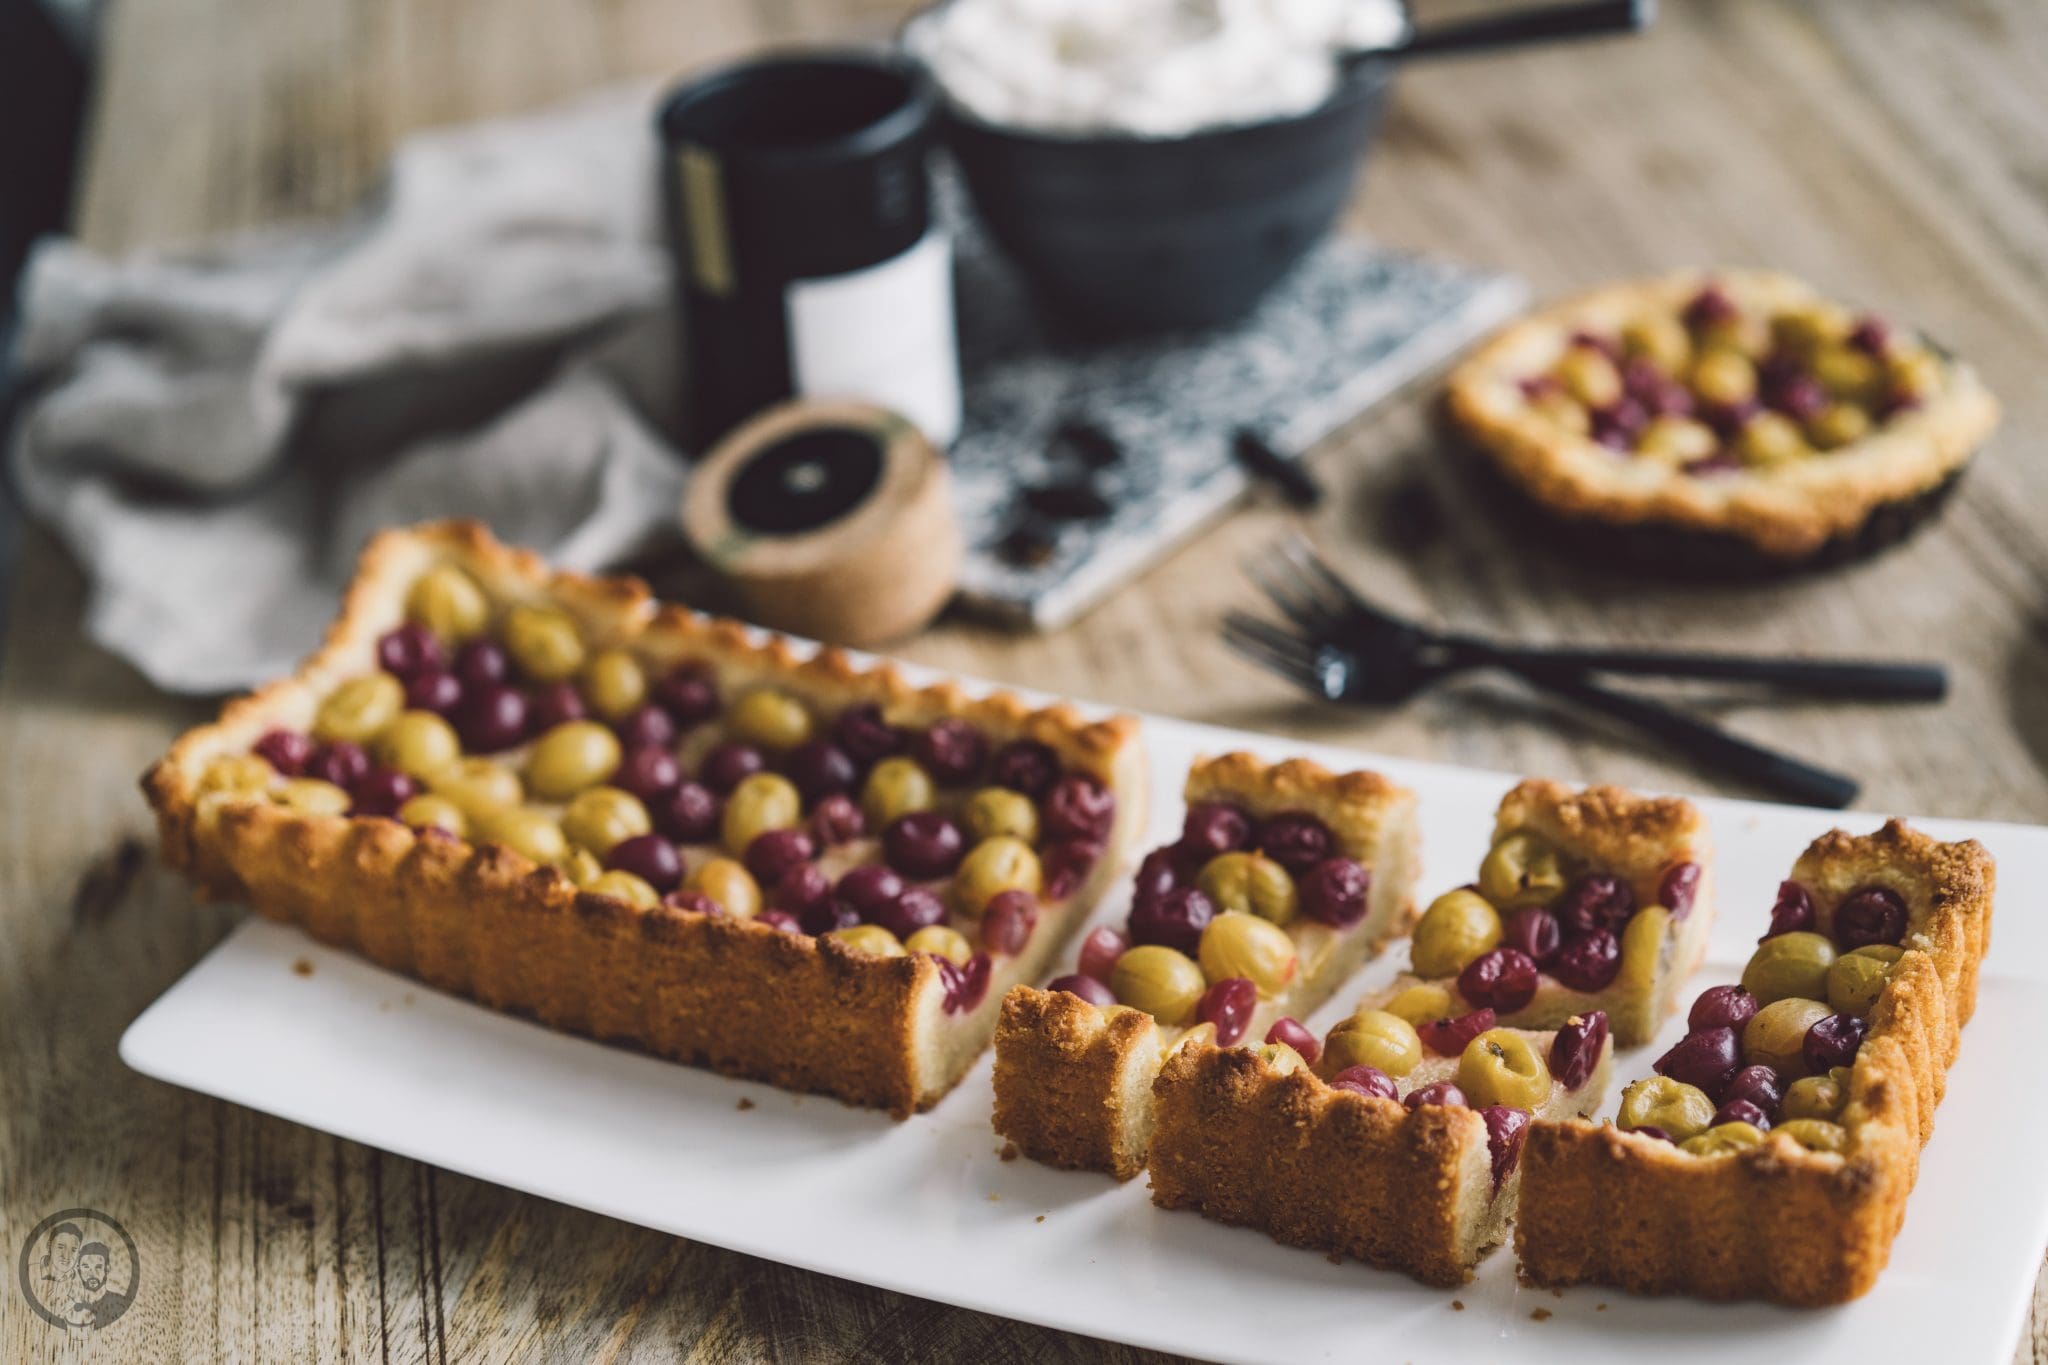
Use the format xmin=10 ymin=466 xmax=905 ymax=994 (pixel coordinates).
xmin=123 ymin=707 xmax=2048 ymax=1364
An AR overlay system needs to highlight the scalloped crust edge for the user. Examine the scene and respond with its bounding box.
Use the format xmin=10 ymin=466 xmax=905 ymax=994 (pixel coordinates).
xmin=140 ymin=520 xmax=1149 ymax=1117
xmin=1445 ymin=269 xmax=2001 ymax=560
xmin=1515 ymin=819 xmax=1994 ymax=1304
xmin=1146 ymin=1032 xmax=1614 ymax=1287
xmin=990 ymin=752 xmax=1422 ymax=1179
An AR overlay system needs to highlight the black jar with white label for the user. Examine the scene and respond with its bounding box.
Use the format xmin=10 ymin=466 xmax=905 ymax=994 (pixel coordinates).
xmin=658 ymin=52 xmax=961 ymax=455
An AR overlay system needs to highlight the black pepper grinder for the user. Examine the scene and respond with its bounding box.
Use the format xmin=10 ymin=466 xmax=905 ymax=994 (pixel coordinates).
xmin=657 ymin=52 xmax=961 ymax=456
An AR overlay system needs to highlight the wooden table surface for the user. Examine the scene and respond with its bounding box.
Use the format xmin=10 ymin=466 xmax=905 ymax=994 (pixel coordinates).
xmin=8 ymin=0 xmax=2048 ymax=1358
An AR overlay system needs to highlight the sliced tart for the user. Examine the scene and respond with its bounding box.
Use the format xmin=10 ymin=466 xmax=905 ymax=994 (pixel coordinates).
xmin=992 ymin=754 xmax=1421 ymax=1178
xmin=143 ymin=520 xmax=1147 ymax=1116
xmin=1517 ymin=819 xmax=1994 ymax=1304
xmin=1147 ymin=1006 xmax=1613 ymax=1286
xmin=1447 ymin=270 xmax=1999 ymax=572
xmin=1364 ymin=780 xmax=1711 ymax=1047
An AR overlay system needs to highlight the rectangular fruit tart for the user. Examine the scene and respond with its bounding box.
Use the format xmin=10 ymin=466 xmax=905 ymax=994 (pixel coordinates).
xmin=990 ymin=754 xmax=1421 ymax=1179
xmin=1361 ymin=780 xmax=1714 ymax=1048
xmin=1146 ymin=999 xmax=1615 ymax=1287
xmin=142 ymin=520 xmax=1148 ymax=1116
xmin=1516 ymin=819 xmax=1995 ymax=1305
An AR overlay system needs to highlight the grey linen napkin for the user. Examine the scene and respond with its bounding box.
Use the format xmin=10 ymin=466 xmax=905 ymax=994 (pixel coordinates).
xmin=8 ymin=85 xmax=690 ymax=694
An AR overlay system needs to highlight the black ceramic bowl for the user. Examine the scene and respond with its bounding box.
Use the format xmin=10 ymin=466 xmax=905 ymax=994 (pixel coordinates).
xmin=931 ymin=56 xmax=1392 ymax=335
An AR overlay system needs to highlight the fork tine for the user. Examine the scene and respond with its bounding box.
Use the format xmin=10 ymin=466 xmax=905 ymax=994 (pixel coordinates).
xmin=1223 ymin=610 xmax=1318 ymax=664
xmin=1245 ymin=548 xmax=1346 ymax=640
xmin=1222 ymin=616 xmax=1319 ymax=690
xmin=1263 ymin=539 xmax=1356 ymax=634
xmin=1276 ymin=533 xmax=1373 ymax=620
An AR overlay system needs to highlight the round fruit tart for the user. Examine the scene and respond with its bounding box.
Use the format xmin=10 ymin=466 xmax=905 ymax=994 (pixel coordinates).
xmin=1447 ymin=270 xmax=2000 ymax=570
xmin=1148 ymin=1004 xmax=1613 ymax=1286
xmin=1516 ymin=819 xmax=1995 ymax=1305
xmin=992 ymin=754 xmax=1421 ymax=1179
xmin=144 ymin=521 xmax=1147 ymax=1116
xmin=1366 ymin=780 xmax=1712 ymax=1048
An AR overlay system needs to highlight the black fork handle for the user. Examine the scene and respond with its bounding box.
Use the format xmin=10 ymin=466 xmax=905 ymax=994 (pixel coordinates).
xmin=1376 ymin=0 xmax=1653 ymax=61
xmin=1453 ymin=640 xmax=1947 ymax=702
xmin=1518 ymin=668 xmax=1861 ymax=809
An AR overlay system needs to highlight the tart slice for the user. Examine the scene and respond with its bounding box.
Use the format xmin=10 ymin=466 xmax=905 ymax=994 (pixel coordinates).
xmin=1447 ymin=270 xmax=2000 ymax=572
xmin=1517 ymin=820 xmax=1994 ymax=1305
xmin=991 ymin=754 xmax=1421 ymax=1179
xmin=1365 ymin=780 xmax=1711 ymax=1047
xmin=142 ymin=520 xmax=1147 ymax=1117
xmin=1147 ymin=1006 xmax=1614 ymax=1286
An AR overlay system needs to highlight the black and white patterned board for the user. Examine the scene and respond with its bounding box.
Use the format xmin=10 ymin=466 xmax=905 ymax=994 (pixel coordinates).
xmin=946 ymin=222 xmax=1527 ymax=629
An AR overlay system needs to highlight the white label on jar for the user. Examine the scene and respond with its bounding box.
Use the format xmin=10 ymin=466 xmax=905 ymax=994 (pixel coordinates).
xmin=785 ymin=230 xmax=962 ymax=448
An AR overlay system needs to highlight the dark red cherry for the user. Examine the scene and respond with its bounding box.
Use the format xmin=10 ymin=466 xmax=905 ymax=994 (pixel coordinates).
xmin=1254 ymin=811 xmax=1331 ymax=875
xmin=1417 ymin=1008 xmax=1496 ymax=1057
xmin=755 ymin=909 xmax=800 ymax=932
xmin=1689 ymin=984 xmax=1758 ymax=1033
xmin=1834 ymin=887 xmax=1907 ymax=950
xmin=1761 ymin=881 xmax=1815 ymax=940
xmin=801 ymin=900 xmax=861 ymax=937
xmin=913 ymin=718 xmax=986 ymax=787
xmin=1298 ymin=857 xmax=1371 ymax=928
xmin=1655 ymin=1026 xmax=1740 ymax=1094
xmin=698 ymin=742 xmax=766 ymax=795
xmin=1458 ymin=947 xmax=1540 ymax=1013
xmin=1718 ymin=1064 xmax=1782 ymax=1117
xmin=939 ymin=952 xmax=993 ymax=1014
xmin=1131 ymin=846 xmax=1185 ymax=908
xmin=254 ymin=729 xmax=314 ymax=777
xmin=655 ymin=781 xmax=720 ymax=844
xmin=652 ymin=665 xmax=720 ymax=727
xmin=1804 ymin=1013 xmax=1869 ymax=1072
xmin=876 ymin=885 xmax=947 ymax=941
xmin=1713 ymin=1099 xmax=1772 ymax=1132
xmin=454 ymin=639 xmax=510 ymax=690
xmin=1042 ymin=773 xmax=1115 ymax=843
xmin=615 ymin=704 xmax=676 ymax=753
xmin=1501 ymin=906 xmax=1562 ymax=967
xmin=832 ymin=703 xmax=904 ymax=766
xmin=1047 ymin=973 xmax=1115 ymax=1008
xmin=981 ymin=890 xmax=1039 ymax=956
xmin=527 ymin=681 xmax=588 ymax=731
xmin=404 ymin=670 xmax=463 ymax=716
xmin=454 ymin=684 xmax=529 ymax=753
xmin=744 ymin=828 xmax=814 ymax=887
xmin=807 ymin=794 xmax=865 ymax=846
xmin=376 ymin=624 xmax=444 ymax=681
xmin=606 ymin=833 xmax=682 ymax=892
xmin=835 ymin=864 xmax=907 ymax=922
xmin=1040 ymin=838 xmax=1103 ymax=900
xmin=1330 ymin=1065 xmax=1398 ymax=1100
xmin=769 ymin=862 xmax=832 ymax=920
xmin=882 ymin=811 xmax=966 ymax=879
xmin=1265 ymin=1017 xmax=1320 ymax=1067
xmin=1659 ymin=861 xmax=1704 ymax=919
xmin=782 ymin=741 xmax=857 ymax=804
xmin=1550 ymin=928 xmax=1622 ymax=993
xmin=1481 ymin=1106 xmax=1532 ymax=1190
xmin=306 ymin=740 xmax=370 ymax=790
xmin=350 ymin=767 xmax=420 ymax=818
xmin=1128 ymin=886 xmax=1214 ymax=957
xmin=1197 ymin=977 xmax=1256 ymax=1046
xmin=1180 ymin=803 xmax=1253 ymax=860
xmin=1548 ymin=1010 xmax=1609 ymax=1090
xmin=988 ymin=740 xmax=1060 ymax=799
xmin=1556 ymin=874 xmax=1635 ymax=938
xmin=1405 ymin=1082 xmax=1468 ymax=1111
xmin=663 ymin=889 xmax=722 ymax=917
xmin=614 ymin=747 xmax=683 ymax=804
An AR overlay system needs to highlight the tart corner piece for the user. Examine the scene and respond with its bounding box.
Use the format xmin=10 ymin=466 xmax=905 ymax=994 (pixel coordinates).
xmin=1372 ymin=779 xmax=1713 ymax=1048
xmin=143 ymin=519 xmax=1147 ymax=1117
xmin=1516 ymin=819 xmax=1994 ymax=1305
xmin=991 ymin=753 xmax=1422 ymax=1178
xmin=1447 ymin=269 xmax=2000 ymax=572
xmin=1147 ymin=1013 xmax=1614 ymax=1286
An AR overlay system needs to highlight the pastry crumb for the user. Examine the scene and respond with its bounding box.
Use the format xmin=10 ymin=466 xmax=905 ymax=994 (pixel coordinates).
xmin=1325 ymin=1254 xmax=1342 ymax=1265
xmin=986 ymin=1193 xmax=1001 ymax=1203
xmin=1000 ymin=1142 xmax=1019 ymax=1162
xmin=1551 ymin=1289 xmax=1563 ymax=1298
xmin=1530 ymin=1308 xmax=1553 ymax=1322
xmin=1450 ymin=1301 xmax=1465 ymax=1312
xmin=291 ymin=958 xmax=314 ymax=977
xmin=1035 ymin=1214 xmax=1046 ymax=1224
xmin=1596 ymin=1303 xmax=1608 ymax=1312
xmin=736 ymin=1097 xmax=755 ymax=1111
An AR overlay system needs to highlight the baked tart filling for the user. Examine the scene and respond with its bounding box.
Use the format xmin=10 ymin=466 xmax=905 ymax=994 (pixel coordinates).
xmin=1367 ymin=780 xmax=1712 ymax=1047
xmin=147 ymin=521 xmax=1146 ymax=1115
xmin=992 ymin=754 xmax=1421 ymax=1178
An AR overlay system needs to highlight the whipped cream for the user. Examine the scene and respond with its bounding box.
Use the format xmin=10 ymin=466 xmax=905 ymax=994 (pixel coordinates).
xmin=907 ymin=0 xmax=1408 ymax=137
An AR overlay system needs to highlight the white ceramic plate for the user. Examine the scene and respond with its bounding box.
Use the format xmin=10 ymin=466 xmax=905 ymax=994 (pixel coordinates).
xmin=123 ymin=709 xmax=2048 ymax=1364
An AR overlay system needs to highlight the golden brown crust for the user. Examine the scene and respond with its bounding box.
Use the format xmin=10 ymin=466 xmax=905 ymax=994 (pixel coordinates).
xmin=1446 ymin=270 xmax=2001 ymax=559
xmin=141 ymin=520 xmax=1148 ymax=1117
xmin=991 ymin=986 xmax=1163 ymax=1179
xmin=1145 ymin=1037 xmax=1608 ymax=1287
xmin=990 ymin=752 xmax=1422 ymax=1177
xmin=1515 ymin=819 xmax=1994 ymax=1304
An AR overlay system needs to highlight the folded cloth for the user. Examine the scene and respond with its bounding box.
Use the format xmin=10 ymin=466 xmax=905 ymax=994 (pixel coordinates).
xmin=8 ymin=84 xmax=690 ymax=694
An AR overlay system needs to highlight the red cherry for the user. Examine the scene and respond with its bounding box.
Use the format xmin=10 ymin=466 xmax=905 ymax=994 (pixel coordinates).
xmin=528 ymin=681 xmax=588 ymax=731
xmin=1550 ymin=928 xmax=1622 ymax=993
xmin=1040 ymin=838 xmax=1103 ymax=900
xmin=614 ymin=747 xmax=683 ymax=804
xmin=655 ymin=781 xmax=720 ymax=844
xmin=1834 ymin=887 xmax=1907 ymax=950
xmin=1254 ymin=811 xmax=1331 ymax=876
xmin=615 ymin=704 xmax=676 ymax=753
xmin=1718 ymin=1064 xmax=1782 ymax=1117
xmin=744 ymin=828 xmax=814 ymax=887
xmin=770 ymin=863 xmax=833 ymax=920
xmin=306 ymin=741 xmax=370 ymax=790
xmin=1481 ymin=1106 xmax=1531 ymax=1189
xmin=1047 ymin=973 xmax=1114 ymax=1008
xmin=376 ymin=624 xmax=444 ymax=681
xmin=1555 ymin=874 xmax=1635 ymax=938
xmin=981 ymin=890 xmax=1039 ymax=956
xmin=1547 ymin=1010 xmax=1609 ymax=1090
xmin=1128 ymin=886 xmax=1214 ymax=957
xmin=1405 ymin=1082 xmax=1467 ymax=1111
xmin=697 ymin=742 xmax=765 ymax=795
xmin=1714 ymin=1099 xmax=1772 ymax=1131
xmin=1458 ymin=947 xmax=1540 ymax=1013
xmin=404 ymin=670 xmax=463 ymax=716
xmin=882 ymin=811 xmax=966 ymax=879
xmin=605 ymin=833 xmax=682 ymax=892
xmin=1077 ymin=925 xmax=1128 ymax=983
xmin=1042 ymin=773 xmax=1115 ymax=843
xmin=1659 ymin=861 xmax=1704 ymax=919
xmin=1297 ymin=857 xmax=1371 ymax=928
xmin=939 ymin=953 xmax=992 ymax=1014
xmin=253 ymin=729 xmax=314 ymax=777
xmin=1417 ymin=1008 xmax=1496 ymax=1057
xmin=1197 ymin=977 xmax=1256 ymax=1046
xmin=876 ymin=886 xmax=947 ymax=941
xmin=1655 ymin=1026 xmax=1740 ymax=1094
xmin=1265 ymin=1017 xmax=1320 ymax=1067
xmin=350 ymin=767 xmax=420 ymax=818
xmin=1501 ymin=906 xmax=1562 ymax=967
xmin=832 ymin=703 xmax=903 ymax=765
xmin=1761 ymin=881 xmax=1816 ymax=940
xmin=988 ymin=740 xmax=1060 ymax=799
xmin=1689 ymin=984 xmax=1758 ymax=1033
xmin=1329 ymin=1065 xmax=1398 ymax=1100
xmin=913 ymin=718 xmax=986 ymax=787
xmin=653 ymin=665 xmax=720 ymax=726
xmin=1803 ymin=1012 xmax=1868 ymax=1072
xmin=1180 ymin=803 xmax=1252 ymax=860
xmin=808 ymin=794 xmax=866 ymax=846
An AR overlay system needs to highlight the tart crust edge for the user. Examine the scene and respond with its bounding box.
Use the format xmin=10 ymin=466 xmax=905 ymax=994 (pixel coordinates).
xmin=140 ymin=519 xmax=1150 ymax=1117
xmin=1514 ymin=819 xmax=1995 ymax=1305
